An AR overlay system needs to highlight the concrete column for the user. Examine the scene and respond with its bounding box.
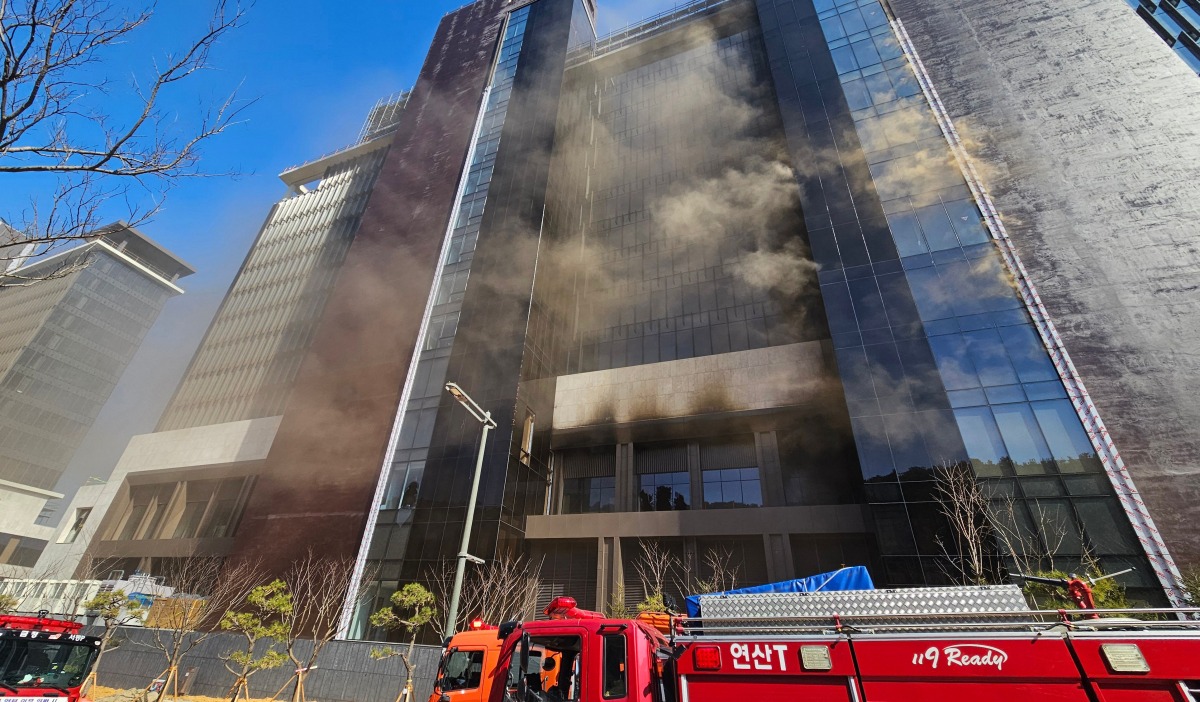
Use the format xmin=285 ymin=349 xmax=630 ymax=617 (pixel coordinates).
xmin=616 ymin=443 xmax=635 ymax=512
xmin=550 ymin=452 xmax=564 ymax=514
xmin=596 ymin=535 xmax=627 ymax=615
xmin=687 ymin=441 xmax=703 ymax=510
xmin=597 ymin=536 xmax=611 ymax=613
xmin=763 ymin=533 xmax=795 ymax=583
xmin=611 ymin=536 xmax=624 ymax=614
xmin=756 ymin=431 xmax=786 ymax=508
xmin=0 ymin=536 xmax=18 ymax=564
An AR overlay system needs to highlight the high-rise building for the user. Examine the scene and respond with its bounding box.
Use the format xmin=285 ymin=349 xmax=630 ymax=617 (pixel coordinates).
xmin=34 ymin=96 xmax=407 ymax=577
xmin=48 ymin=0 xmax=1200 ymax=633
xmin=0 ymin=223 xmax=193 ymax=574
xmin=335 ymin=0 xmax=1200 ymax=630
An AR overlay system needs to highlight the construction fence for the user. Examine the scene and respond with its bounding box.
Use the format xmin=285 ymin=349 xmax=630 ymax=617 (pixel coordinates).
xmin=93 ymin=627 xmax=444 ymax=702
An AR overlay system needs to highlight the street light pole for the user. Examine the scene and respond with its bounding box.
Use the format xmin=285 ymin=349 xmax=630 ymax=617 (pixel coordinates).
xmin=444 ymin=382 xmax=497 ymax=635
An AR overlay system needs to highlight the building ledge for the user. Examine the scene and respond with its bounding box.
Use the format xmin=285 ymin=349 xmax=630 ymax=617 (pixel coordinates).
xmin=525 ymin=503 xmax=870 ymax=540
xmin=0 ymin=479 xmax=63 ymax=501
xmin=90 ymin=537 xmax=235 ymax=559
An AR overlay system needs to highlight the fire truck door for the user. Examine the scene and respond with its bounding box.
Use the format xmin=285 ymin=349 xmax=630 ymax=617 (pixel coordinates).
xmin=435 ymin=646 xmax=489 ymax=702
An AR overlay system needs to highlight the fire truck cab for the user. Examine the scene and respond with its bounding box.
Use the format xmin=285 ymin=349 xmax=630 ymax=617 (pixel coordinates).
xmin=446 ymin=595 xmax=1200 ymax=702
xmin=430 ymin=621 xmax=566 ymax=702
xmin=0 ymin=614 xmax=103 ymax=701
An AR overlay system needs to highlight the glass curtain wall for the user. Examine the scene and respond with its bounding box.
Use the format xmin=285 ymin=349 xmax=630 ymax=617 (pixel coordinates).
xmin=1127 ymin=0 xmax=1200 ymax=73
xmin=359 ymin=6 xmax=534 ymax=633
xmin=755 ymin=0 xmax=1159 ymax=600
xmin=571 ymin=24 xmax=829 ymax=375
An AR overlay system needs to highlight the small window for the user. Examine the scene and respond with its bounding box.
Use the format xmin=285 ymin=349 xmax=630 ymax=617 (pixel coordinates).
xmin=521 ymin=413 xmax=535 ymax=466
xmin=59 ymin=508 xmax=92 ymax=543
xmin=602 ymin=634 xmax=627 ymax=699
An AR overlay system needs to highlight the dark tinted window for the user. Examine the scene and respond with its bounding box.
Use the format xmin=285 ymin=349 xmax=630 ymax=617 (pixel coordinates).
xmin=438 ymin=649 xmax=485 ymax=691
xmin=603 ymin=635 xmax=627 ymax=699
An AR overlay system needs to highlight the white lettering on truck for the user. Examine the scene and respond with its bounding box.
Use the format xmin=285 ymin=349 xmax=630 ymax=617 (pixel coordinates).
xmin=912 ymin=644 xmax=1008 ymax=672
xmin=730 ymin=643 xmax=791 ymax=672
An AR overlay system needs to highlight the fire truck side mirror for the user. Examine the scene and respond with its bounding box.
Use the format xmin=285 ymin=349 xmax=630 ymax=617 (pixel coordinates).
xmin=498 ymin=621 xmax=519 ymax=640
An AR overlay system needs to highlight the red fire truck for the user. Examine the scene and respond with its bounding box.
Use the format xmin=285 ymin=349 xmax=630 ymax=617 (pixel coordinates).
xmin=0 ymin=614 xmax=103 ymax=701
xmin=431 ymin=594 xmax=1200 ymax=702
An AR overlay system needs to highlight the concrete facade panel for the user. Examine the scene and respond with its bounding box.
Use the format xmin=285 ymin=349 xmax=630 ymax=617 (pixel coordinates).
xmin=525 ymin=503 xmax=871 ymax=539
xmin=553 ymin=342 xmax=838 ymax=430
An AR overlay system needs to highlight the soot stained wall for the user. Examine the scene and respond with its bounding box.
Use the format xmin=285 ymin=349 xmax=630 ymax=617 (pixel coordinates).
xmin=230 ymin=0 xmax=512 ymax=574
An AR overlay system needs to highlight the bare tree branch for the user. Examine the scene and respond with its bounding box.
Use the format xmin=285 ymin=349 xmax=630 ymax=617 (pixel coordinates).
xmin=0 ymin=0 xmax=250 ymax=284
xmin=425 ymin=555 xmax=544 ymax=640
xmin=141 ymin=557 xmax=264 ymax=702
xmin=275 ymin=553 xmax=372 ymax=702
xmin=932 ymin=462 xmax=994 ymax=585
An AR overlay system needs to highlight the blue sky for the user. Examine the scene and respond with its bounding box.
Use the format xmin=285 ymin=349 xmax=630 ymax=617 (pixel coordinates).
xmin=0 ymin=0 xmax=682 ymax=507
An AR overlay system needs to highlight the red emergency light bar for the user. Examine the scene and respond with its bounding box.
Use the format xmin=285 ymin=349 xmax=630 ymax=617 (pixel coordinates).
xmin=470 ymin=618 xmax=498 ymax=631
xmin=543 ymin=597 xmax=605 ymax=620
xmin=0 ymin=614 xmax=82 ymax=634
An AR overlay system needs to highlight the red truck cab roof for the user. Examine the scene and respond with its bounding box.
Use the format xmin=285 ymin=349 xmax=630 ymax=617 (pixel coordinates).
xmin=0 ymin=615 xmax=102 ymax=702
xmin=0 ymin=614 xmax=83 ymax=635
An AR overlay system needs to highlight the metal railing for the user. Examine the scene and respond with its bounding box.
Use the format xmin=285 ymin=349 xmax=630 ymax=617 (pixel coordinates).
xmin=671 ymin=608 xmax=1200 ymax=638
xmin=281 ymin=90 xmax=411 ymax=177
xmin=568 ymin=0 xmax=745 ymax=66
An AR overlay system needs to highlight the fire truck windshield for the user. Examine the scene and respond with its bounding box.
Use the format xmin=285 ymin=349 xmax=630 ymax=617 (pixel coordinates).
xmin=0 ymin=636 xmax=97 ymax=691
xmin=505 ymin=635 xmax=581 ymax=702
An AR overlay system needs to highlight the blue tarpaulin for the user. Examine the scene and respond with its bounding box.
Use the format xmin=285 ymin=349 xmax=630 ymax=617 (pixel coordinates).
xmin=685 ymin=566 xmax=875 ymax=617
xmin=128 ymin=593 xmax=154 ymax=607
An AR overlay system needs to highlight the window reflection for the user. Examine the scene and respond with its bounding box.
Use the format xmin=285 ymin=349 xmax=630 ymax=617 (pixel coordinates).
xmin=1000 ymin=325 xmax=1058 ymax=383
xmin=702 ymin=468 xmax=763 ymax=509
xmin=563 ymin=476 xmax=615 ymax=514
xmin=638 ymin=473 xmax=690 ymax=511
xmin=1031 ymin=400 xmax=1102 ymax=474
xmin=962 ymin=329 xmax=1019 ymax=386
xmin=991 ymin=404 xmax=1053 ymax=475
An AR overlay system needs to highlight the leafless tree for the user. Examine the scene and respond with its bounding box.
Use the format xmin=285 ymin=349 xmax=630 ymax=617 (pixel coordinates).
xmin=632 ymin=540 xmax=679 ymax=610
xmin=272 ymin=553 xmax=372 ymax=702
xmin=628 ymin=541 xmax=741 ymax=613
xmin=142 ymin=557 xmax=264 ymax=702
xmin=0 ymin=0 xmax=250 ymax=281
xmin=990 ymin=493 xmax=1070 ymax=577
xmin=426 ymin=554 xmax=544 ymax=639
xmin=932 ymin=462 xmax=995 ymax=585
xmin=932 ymin=461 xmax=1077 ymax=591
xmin=698 ymin=545 xmax=741 ymax=594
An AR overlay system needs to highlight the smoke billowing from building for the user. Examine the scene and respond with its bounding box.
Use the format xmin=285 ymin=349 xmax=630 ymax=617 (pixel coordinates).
xmin=49 ymin=0 xmax=1200 ymax=628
